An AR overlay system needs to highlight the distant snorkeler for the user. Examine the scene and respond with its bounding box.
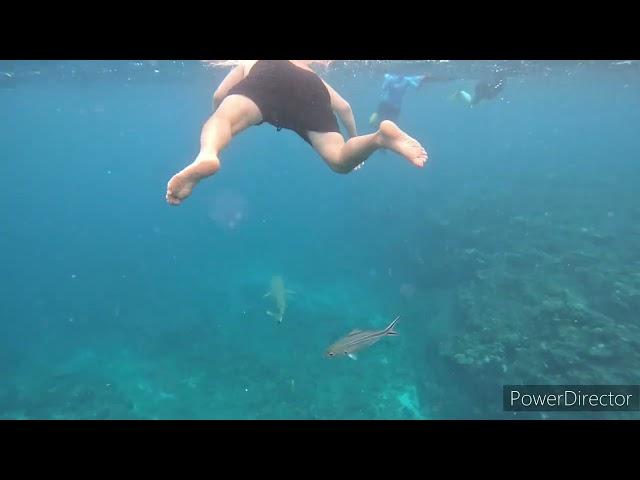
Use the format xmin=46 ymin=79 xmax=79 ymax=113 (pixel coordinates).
xmin=451 ymin=75 xmax=506 ymax=107
xmin=166 ymin=61 xmax=428 ymax=206
xmin=0 ymin=72 xmax=16 ymax=89
xmin=369 ymin=72 xmax=457 ymax=128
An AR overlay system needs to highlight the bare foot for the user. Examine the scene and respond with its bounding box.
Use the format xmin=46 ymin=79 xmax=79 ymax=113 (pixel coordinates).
xmin=166 ymin=155 xmax=220 ymax=205
xmin=377 ymin=120 xmax=428 ymax=167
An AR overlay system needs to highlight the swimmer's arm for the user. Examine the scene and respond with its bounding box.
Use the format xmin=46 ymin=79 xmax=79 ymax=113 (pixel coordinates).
xmin=322 ymin=81 xmax=357 ymax=138
xmin=417 ymin=74 xmax=458 ymax=88
xmin=212 ymin=65 xmax=246 ymax=110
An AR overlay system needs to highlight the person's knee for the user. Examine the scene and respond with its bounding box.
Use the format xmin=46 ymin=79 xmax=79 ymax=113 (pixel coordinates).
xmin=318 ymin=150 xmax=351 ymax=174
xmin=327 ymin=160 xmax=352 ymax=174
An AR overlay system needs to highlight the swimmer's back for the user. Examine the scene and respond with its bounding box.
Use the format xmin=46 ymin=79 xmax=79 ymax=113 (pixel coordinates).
xmin=241 ymin=60 xmax=317 ymax=77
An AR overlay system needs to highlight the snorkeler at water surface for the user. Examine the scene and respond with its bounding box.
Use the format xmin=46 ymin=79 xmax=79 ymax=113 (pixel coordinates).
xmin=369 ymin=72 xmax=456 ymax=128
xmin=166 ymin=60 xmax=428 ymax=205
xmin=451 ymin=75 xmax=506 ymax=107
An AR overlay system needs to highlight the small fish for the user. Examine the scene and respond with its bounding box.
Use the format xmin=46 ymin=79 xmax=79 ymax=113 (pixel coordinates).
xmin=325 ymin=316 xmax=400 ymax=360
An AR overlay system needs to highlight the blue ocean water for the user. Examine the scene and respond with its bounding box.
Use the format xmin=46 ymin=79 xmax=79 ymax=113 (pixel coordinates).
xmin=1 ymin=60 xmax=639 ymax=419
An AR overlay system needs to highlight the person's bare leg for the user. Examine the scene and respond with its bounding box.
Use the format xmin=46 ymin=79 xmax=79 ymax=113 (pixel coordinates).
xmin=166 ymin=95 xmax=262 ymax=205
xmin=309 ymin=120 xmax=428 ymax=174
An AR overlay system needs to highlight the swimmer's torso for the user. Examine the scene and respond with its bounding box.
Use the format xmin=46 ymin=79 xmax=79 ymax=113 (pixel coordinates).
xmin=242 ymin=60 xmax=315 ymax=79
xmin=382 ymin=74 xmax=423 ymax=107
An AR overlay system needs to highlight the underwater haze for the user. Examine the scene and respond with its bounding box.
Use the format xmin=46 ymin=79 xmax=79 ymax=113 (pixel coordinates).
xmin=1 ymin=60 xmax=639 ymax=419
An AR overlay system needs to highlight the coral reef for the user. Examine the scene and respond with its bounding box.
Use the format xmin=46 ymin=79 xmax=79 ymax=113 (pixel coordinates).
xmin=432 ymin=210 xmax=640 ymax=418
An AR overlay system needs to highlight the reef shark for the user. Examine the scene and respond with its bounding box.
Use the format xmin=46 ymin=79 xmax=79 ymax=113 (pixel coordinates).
xmin=263 ymin=275 xmax=295 ymax=323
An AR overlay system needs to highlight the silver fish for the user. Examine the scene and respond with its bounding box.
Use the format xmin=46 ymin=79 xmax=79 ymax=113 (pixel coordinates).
xmin=325 ymin=316 xmax=400 ymax=360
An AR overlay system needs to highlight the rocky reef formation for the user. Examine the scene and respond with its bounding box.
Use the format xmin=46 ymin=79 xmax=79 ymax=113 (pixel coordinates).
xmin=424 ymin=208 xmax=640 ymax=419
